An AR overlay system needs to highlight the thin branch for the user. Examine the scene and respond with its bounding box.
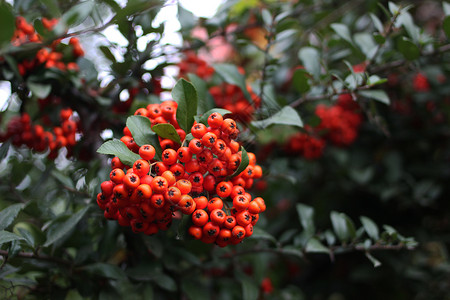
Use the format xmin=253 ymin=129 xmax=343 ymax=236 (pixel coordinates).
xmin=0 ymin=250 xmax=72 ymax=267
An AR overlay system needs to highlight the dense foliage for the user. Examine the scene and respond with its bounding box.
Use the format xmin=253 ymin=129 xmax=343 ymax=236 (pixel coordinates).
xmin=0 ymin=0 xmax=449 ymax=299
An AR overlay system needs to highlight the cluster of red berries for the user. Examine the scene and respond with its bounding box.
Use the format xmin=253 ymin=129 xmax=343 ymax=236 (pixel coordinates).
xmin=412 ymin=72 xmax=430 ymax=92
xmin=209 ymin=83 xmax=261 ymax=123
xmin=97 ymin=105 xmax=266 ymax=246
xmin=178 ymin=51 xmax=215 ymax=80
xmin=0 ymin=108 xmax=78 ymax=159
xmin=286 ymin=94 xmax=362 ymax=159
xmin=11 ymin=16 xmax=83 ymax=75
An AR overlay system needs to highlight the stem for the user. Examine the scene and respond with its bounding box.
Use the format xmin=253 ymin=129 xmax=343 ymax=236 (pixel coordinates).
xmin=0 ymin=250 xmax=72 ymax=267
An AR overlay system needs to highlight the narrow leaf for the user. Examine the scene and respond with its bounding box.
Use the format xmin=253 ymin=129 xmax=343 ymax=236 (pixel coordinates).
xmin=249 ymin=227 xmax=277 ymax=244
xmin=172 ymin=79 xmax=198 ymax=132
xmin=97 ymin=139 xmax=141 ymax=167
xmin=83 ymin=263 xmax=127 ymax=280
xmin=251 ymin=106 xmax=303 ymax=129
xmin=0 ymin=230 xmax=24 ymax=245
xmin=0 ymin=204 xmax=24 ymax=231
xmin=305 ymin=238 xmax=329 ymax=254
xmin=360 ymin=216 xmax=380 ymax=240
xmin=296 ymin=203 xmax=315 ymax=235
xmin=27 ymin=82 xmax=52 ymax=99
xmin=44 ymin=206 xmax=91 ymax=247
xmin=365 ymin=252 xmax=382 ymax=267
xmin=330 ymin=211 xmax=350 ymax=242
xmin=229 ymin=146 xmax=249 ymax=178
xmin=331 ymin=23 xmax=353 ymax=44
xmin=358 ymin=90 xmax=390 ymax=105
xmin=151 ymin=123 xmax=181 ymax=145
xmin=0 ymin=2 xmax=15 ymax=46
xmin=298 ymin=47 xmax=321 ymax=80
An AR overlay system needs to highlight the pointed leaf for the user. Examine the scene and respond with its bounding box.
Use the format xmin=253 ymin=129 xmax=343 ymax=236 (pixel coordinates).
xmin=251 ymin=106 xmax=303 ymax=129
xmin=249 ymin=227 xmax=277 ymax=244
xmin=0 ymin=2 xmax=15 ymax=46
xmin=0 ymin=230 xmax=24 ymax=245
xmin=360 ymin=216 xmax=380 ymax=240
xmin=151 ymin=123 xmax=181 ymax=145
xmin=305 ymin=238 xmax=329 ymax=254
xmin=172 ymin=79 xmax=198 ymax=132
xmin=365 ymin=252 xmax=382 ymax=268
xmin=292 ymin=69 xmax=311 ymax=93
xmin=0 ymin=204 xmax=24 ymax=231
xmin=358 ymin=90 xmax=390 ymax=105
xmin=296 ymin=203 xmax=315 ymax=235
xmin=27 ymin=82 xmax=52 ymax=99
xmin=187 ymin=73 xmax=209 ymax=114
xmin=298 ymin=47 xmax=321 ymax=80
xmin=229 ymin=146 xmax=249 ymax=178
xmin=330 ymin=211 xmax=356 ymax=242
xmin=97 ymin=139 xmax=141 ymax=167
xmin=331 ymin=23 xmax=353 ymax=44
xmin=126 ymin=115 xmax=162 ymax=160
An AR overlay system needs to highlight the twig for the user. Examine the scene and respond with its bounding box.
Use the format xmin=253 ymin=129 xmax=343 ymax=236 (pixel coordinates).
xmin=0 ymin=250 xmax=72 ymax=267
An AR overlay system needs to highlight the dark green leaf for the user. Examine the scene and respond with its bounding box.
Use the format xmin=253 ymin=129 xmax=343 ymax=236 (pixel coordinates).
xmin=39 ymin=0 xmax=61 ymax=17
xmin=187 ymin=73 xmax=210 ymax=114
xmin=251 ymin=106 xmax=303 ymax=129
xmin=27 ymin=82 xmax=52 ymax=99
xmin=330 ymin=211 xmax=356 ymax=242
xmin=83 ymin=263 xmax=127 ymax=280
xmin=44 ymin=206 xmax=90 ymax=247
xmin=13 ymin=222 xmax=45 ymax=248
xmin=60 ymin=0 xmax=95 ymax=27
xmin=298 ymin=47 xmax=320 ymax=80
xmin=51 ymin=169 xmax=74 ymax=189
xmin=0 ymin=230 xmax=24 ymax=245
xmin=331 ymin=23 xmax=353 ymax=44
xmin=358 ymin=90 xmax=390 ymax=105
xmin=153 ymin=273 xmax=177 ymax=292
xmin=229 ymin=146 xmax=249 ymax=178
xmin=360 ymin=216 xmax=380 ymax=240
xmin=0 ymin=203 xmax=24 ymax=231
xmin=181 ymin=278 xmax=209 ymax=300
xmin=444 ymin=16 xmax=450 ymax=39
xmin=0 ymin=141 xmax=10 ymax=161
xmin=126 ymin=115 xmax=162 ymax=160
xmin=0 ymin=2 xmax=15 ymax=46
xmin=172 ymin=79 xmax=198 ymax=132
xmin=249 ymin=227 xmax=277 ymax=244
xmin=151 ymin=123 xmax=182 ymax=145
xmin=305 ymin=238 xmax=329 ymax=254
xmin=99 ymin=45 xmax=117 ymax=62
xmin=97 ymin=139 xmax=141 ymax=167
xmin=198 ymin=108 xmax=232 ymax=125
xmin=296 ymin=203 xmax=315 ymax=235
xmin=237 ymin=273 xmax=258 ymax=300
xmin=397 ymin=37 xmax=420 ymax=60
xmin=213 ymin=63 xmax=251 ymax=101
xmin=292 ymin=69 xmax=310 ymax=93
xmin=281 ymin=246 xmax=304 ymax=259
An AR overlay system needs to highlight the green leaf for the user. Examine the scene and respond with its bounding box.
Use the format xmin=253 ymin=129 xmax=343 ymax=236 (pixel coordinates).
xmin=369 ymin=13 xmax=384 ymax=33
xmin=187 ymin=74 xmax=210 ymax=114
xmin=296 ymin=203 xmax=315 ymax=235
xmin=298 ymin=47 xmax=321 ymax=80
xmin=331 ymin=23 xmax=353 ymax=44
xmin=97 ymin=139 xmax=141 ymax=167
xmin=125 ymin=115 xmax=162 ymax=160
xmin=27 ymin=82 xmax=52 ymax=99
xmin=330 ymin=211 xmax=356 ymax=242
xmin=151 ymin=123 xmax=181 ymax=145
xmin=99 ymin=45 xmax=117 ymax=62
xmin=213 ymin=63 xmax=251 ymax=101
xmin=181 ymin=278 xmax=209 ymax=300
xmin=251 ymin=106 xmax=303 ymax=129
xmin=360 ymin=216 xmax=380 ymax=240
xmin=60 ymin=0 xmax=95 ymax=27
xmin=358 ymin=90 xmax=390 ymax=105
xmin=198 ymin=108 xmax=232 ymax=125
xmin=397 ymin=37 xmax=419 ymax=60
xmin=365 ymin=252 xmax=382 ymax=268
xmin=280 ymin=246 xmax=304 ymax=259
xmin=13 ymin=222 xmax=45 ymax=248
xmin=388 ymin=2 xmax=399 ymax=15
xmin=82 ymin=263 xmax=127 ymax=280
xmin=354 ymin=33 xmax=377 ymax=59
xmin=0 ymin=2 xmax=15 ymax=46
xmin=153 ymin=273 xmax=177 ymax=292
xmin=237 ymin=273 xmax=258 ymax=300
xmin=249 ymin=227 xmax=277 ymax=244
xmin=229 ymin=146 xmax=249 ymax=178
xmin=0 ymin=204 xmax=24 ymax=231
xmin=444 ymin=2 xmax=450 ymax=16
xmin=0 ymin=230 xmax=24 ymax=245
xmin=444 ymin=16 xmax=450 ymax=39
xmin=44 ymin=206 xmax=91 ymax=247
xmin=172 ymin=79 xmax=198 ymax=133
xmin=305 ymin=238 xmax=329 ymax=254
xmin=292 ymin=69 xmax=310 ymax=93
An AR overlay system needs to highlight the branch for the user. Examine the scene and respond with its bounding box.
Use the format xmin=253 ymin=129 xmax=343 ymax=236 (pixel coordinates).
xmin=0 ymin=250 xmax=72 ymax=267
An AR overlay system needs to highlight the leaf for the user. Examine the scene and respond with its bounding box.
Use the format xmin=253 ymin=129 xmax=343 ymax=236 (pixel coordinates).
xmin=251 ymin=106 xmax=303 ymax=129
xmin=0 ymin=2 xmax=15 ymax=46
xmin=97 ymin=139 xmax=141 ymax=167
xmin=125 ymin=115 xmax=162 ymax=160
xmin=331 ymin=23 xmax=353 ymax=44
xmin=151 ymin=123 xmax=182 ymax=145
xmin=365 ymin=252 xmax=382 ymax=268
xmin=0 ymin=204 xmax=24 ymax=231
xmin=13 ymin=222 xmax=45 ymax=248
xmin=330 ymin=211 xmax=356 ymax=242
xmin=292 ymin=69 xmax=310 ymax=93
xmin=213 ymin=63 xmax=251 ymax=100
xmin=298 ymin=47 xmax=321 ymax=80
xmin=296 ymin=203 xmax=315 ymax=235
xmin=187 ymin=74 xmax=209 ymax=114
xmin=44 ymin=206 xmax=90 ymax=247
xmin=397 ymin=37 xmax=420 ymax=60
xmin=181 ymin=278 xmax=209 ymax=300
xmin=153 ymin=273 xmax=177 ymax=292
xmin=360 ymin=216 xmax=380 ymax=240
xmin=172 ymin=79 xmax=198 ymax=133
xmin=369 ymin=13 xmax=384 ymax=33
xmin=305 ymin=238 xmax=329 ymax=254
xmin=0 ymin=141 xmax=10 ymax=161
xmin=358 ymin=90 xmax=390 ymax=105
xmin=249 ymin=227 xmax=277 ymax=244
xmin=444 ymin=16 xmax=450 ymax=39
xmin=281 ymin=246 xmax=304 ymax=259
xmin=99 ymin=45 xmax=117 ymax=63
xmin=0 ymin=230 xmax=24 ymax=245
xmin=388 ymin=2 xmax=399 ymax=15
xmin=198 ymin=108 xmax=232 ymax=125
xmin=354 ymin=33 xmax=377 ymax=59
xmin=83 ymin=263 xmax=127 ymax=280
xmin=27 ymin=82 xmax=52 ymax=99
xmin=229 ymin=146 xmax=249 ymax=178
xmin=60 ymin=0 xmax=95 ymax=27
xmin=237 ymin=273 xmax=258 ymax=300
xmin=444 ymin=2 xmax=450 ymax=16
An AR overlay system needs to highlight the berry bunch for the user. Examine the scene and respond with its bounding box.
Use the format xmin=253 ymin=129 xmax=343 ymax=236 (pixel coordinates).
xmin=0 ymin=108 xmax=78 ymax=159
xmin=285 ymin=94 xmax=362 ymax=159
xmin=97 ymin=106 xmax=265 ymax=246
xmin=209 ymin=83 xmax=261 ymax=123
xmin=11 ymin=16 xmax=83 ymax=75
xmin=178 ymin=51 xmax=215 ymax=80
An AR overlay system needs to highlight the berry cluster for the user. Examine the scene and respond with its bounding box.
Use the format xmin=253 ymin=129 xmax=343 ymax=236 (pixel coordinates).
xmin=285 ymin=94 xmax=362 ymax=159
xmin=178 ymin=51 xmax=215 ymax=80
xmin=0 ymin=108 xmax=78 ymax=159
xmin=97 ymin=105 xmax=265 ymax=246
xmin=209 ymin=83 xmax=261 ymax=123
xmin=11 ymin=16 xmax=83 ymax=75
